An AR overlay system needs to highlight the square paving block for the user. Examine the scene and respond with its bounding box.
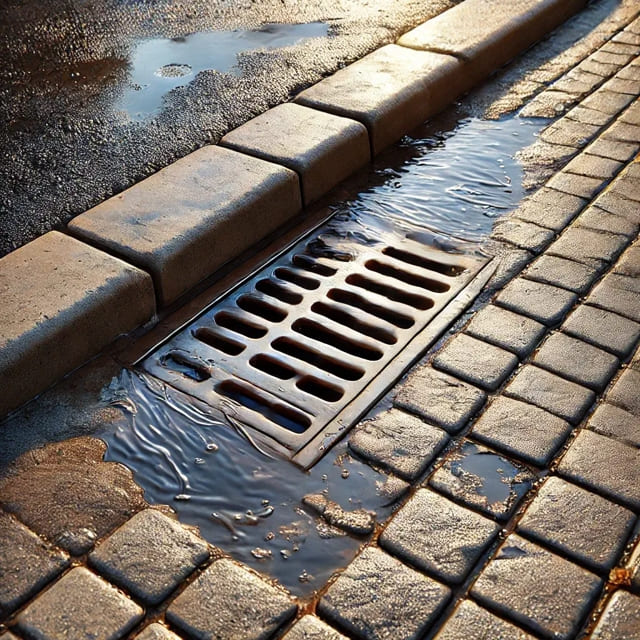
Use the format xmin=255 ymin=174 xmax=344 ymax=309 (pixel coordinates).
xmin=563 ymin=154 xmax=624 ymax=180
xmin=220 ymin=103 xmax=369 ymax=206
xmin=281 ymin=616 xmax=347 ymax=640
xmin=518 ymin=476 xmax=635 ymax=573
xmin=491 ymin=218 xmax=555 ymax=254
xmin=524 ymin=254 xmax=599 ymax=295
xmin=379 ymin=488 xmax=499 ymax=585
xmin=546 ymin=172 xmax=605 ymax=200
xmin=429 ymin=441 xmax=535 ymax=521
xmin=432 ymin=334 xmax=519 ymax=392
xmin=591 ymin=590 xmax=640 ymax=640
xmin=394 ymin=366 xmax=486 ymax=433
xmin=576 ymin=205 xmax=639 ymax=239
xmin=588 ymin=273 xmax=640 ymax=321
xmin=615 ymin=244 xmax=640 ymax=277
xmin=546 ymin=227 xmax=629 ymax=271
xmin=505 ymin=365 xmax=595 ymax=425
xmin=533 ymin=332 xmax=619 ymax=392
xmin=318 ymin=546 xmax=450 ymax=640
xmin=558 ymin=429 xmax=640 ymax=510
xmin=17 ymin=567 xmax=143 ymax=640
xmin=510 ymin=187 xmax=586 ymax=231
xmin=587 ymin=402 xmax=640 ymax=448
xmin=585 ymin=137 xmax=639 ymax=162
xmin=348 ymin=408 xmax=449 ymax=482
xmin=167 ymin=559 xmax=296 ymax=640
xmin=134 ymin=623 xmax=182 ymax=640
xmin=607 ymin=367 xmax=640 ymax=416
xmin=471 ymin=535 xmax=602 ymax=640
xmin=471 ymin=396 xmax=572 ymax=467
xmin=90 ymin=509 xmax=210 ymax=606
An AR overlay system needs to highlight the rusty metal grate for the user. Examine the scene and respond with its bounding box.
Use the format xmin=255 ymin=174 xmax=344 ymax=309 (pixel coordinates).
xmin=141 ymin=224 xmax=493 ymax=467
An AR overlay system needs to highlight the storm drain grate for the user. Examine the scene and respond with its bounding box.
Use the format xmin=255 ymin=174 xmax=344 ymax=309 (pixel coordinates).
xmin=141 ymin=224 xmax=492 ymax=467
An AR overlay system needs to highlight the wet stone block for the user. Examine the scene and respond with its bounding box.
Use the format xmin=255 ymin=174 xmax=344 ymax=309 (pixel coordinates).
xmin=575 ymin=205 xmax=639 ymax=239
xmin=584 ymin=137 xmax=639 ymax=162
xmin=432 ymin=334 xmax=519 ymax=392
xmin=472 ymin=536 xmax=602 ymax=640
xmin=582 ymin=89 xmax=636 ymax=115
xmin=282 ymin=616 xmax=347 ymax=640
xmin=594 ymin=190 xmax=640 ymax=224
xmin=505 ymin=365 xmax=595 ymax=425
xmin=433 ymin=599 xmax=537 ymax=640
xmin=429 ymin=441 xmax=535 ymax=522
xmin=603 ymin=121 xmax=640 ymax=144
xmin=540 ymin=119 xmax=600 ymax=149
xmin=17 ymin=567 xmax=143 ymax=640
xmin=558 ymin=429 xmax=640 ymax=510
xmin=379 ymin=489 xmax=499 ymax=585
xmin=167 ymin=559 xmax=296 ymax=640
xmin=518 ymin=476 xmax=635 ymax=574
xmin=318 ymin=546 xmax=450 ymax=640
xmin=562 ymin=304 xmax=640 ymax=358
xmin=591 ymin=590 xmax=640 ymax=640
xmin=587 ymin=402 xmax=640 ymax=448
xmin=471 ymin=396 xmax=572 ymax=467
xmin=496 ymin=278 xmax=578 ymax=327
xmin=524 ymin=254 xmax=599 ymax=295
xmin=546 ymin=227 xmax=628 ymax=271
xmin=510 ymin=187 xmax=586 ymax=232
xmin=607 ymin=367 xmax=640 ymax=416
xmin=394 ymin=366 xmax=486 ymax=434
xmin=546 ymin=172 xmax=605 ymax=200
xmin=563 ymin=154 xmax=623 ymax=180
xmin=491 ymin=219 xmax=555 ymax=254
xmin=348 ymin=408 xmax=449 ymax=482
xmin=134 ymin=623 xmax=183 ymax=640
xmin=0 ymin=512 xmax=69 ymax=617
xmin=90 ymin=509 xmax=210 ymax=606
xmin=464 ymin=304 xmax=546 ymax=359
xmin=588 ymin=273 xmax=640 ymax=321
xmin=533 ymin=332 xmax=619 ymax=392
xmin=566 ymin=106 xmax=614 ymax=127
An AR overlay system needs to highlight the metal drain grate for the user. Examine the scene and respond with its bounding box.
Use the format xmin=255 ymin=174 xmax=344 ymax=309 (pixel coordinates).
xmin=141 ymin=224 xmax=493 ymax=467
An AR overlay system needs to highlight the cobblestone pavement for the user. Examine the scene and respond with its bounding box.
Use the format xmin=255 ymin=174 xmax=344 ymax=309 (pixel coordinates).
xmin=2 ymin=6 xmax=640 ymax=640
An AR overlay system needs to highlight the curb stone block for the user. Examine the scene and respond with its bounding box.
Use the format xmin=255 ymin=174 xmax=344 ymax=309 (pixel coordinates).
xmin=524 ymin=254 xmax=599 ymax=295
xmin=319 ymin=545 xmax=450 ymax=640
xmin=167 ymin=559 xmax=296 ymax=640
xmin=282 ymin=616 xmax=347 ymax=640
xmin=69 ymin=145 xmax=301 ymax=306
xmin=472 ymin=534 xmax=602 ymax=640
xmin=220 ymin=103 xmax=370 ymax=206
xmin=90 ymin=509 xmax=210 ymax=606
xmin=16 ymin=567 xmax=144 ymax=640
xmin=591 ymin=590 xmax=640 ymax=640
xmin=471 ymin=396 xmax=572 ymax=467
xmin=518 ymin=476 xmax=636 ymax=573
xmin=380 ymin=489 xmax=500 ymax=585
xmin=397 ymin=0 xmax=587 ymax=83
xmin=0 ymin=231 xmax=155 ymax=418
xmin=295 ymin=45 xmax=466 ymax=155
xmin=587 ymin=402 xmax=640 ymax=448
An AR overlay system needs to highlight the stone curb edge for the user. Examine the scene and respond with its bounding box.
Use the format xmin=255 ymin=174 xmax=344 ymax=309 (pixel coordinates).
xmin=0 ymin=0 xmax=589 ymax=418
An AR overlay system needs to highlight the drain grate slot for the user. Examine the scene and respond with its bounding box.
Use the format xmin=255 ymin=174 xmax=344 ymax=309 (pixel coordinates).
xmin=215 ymin=311 xmax=268 ymax=339
xmin=250 ymin=354 xmax=297 ymax=380
xmin=345 ymin=274 xmax=435 ymax=310
xmin=292 ymin=254 xmax=338 ymax=276
xmin=297 ymin=376 xmax=344 ymax=402
xmin=327 ymin=288 xmax=416 ymax=329
xmin=382 ymin=246 xmax=465 ymax=276
xmin=193 ymin=327 xmax=246 ymax=355
xmin=237 ymin=295 xmax=288 ymax=323
xmin=256 ymin=278 xmax=303 ymax=305
xmin=274 ymin=267 xmax=321 ymax=290
xmin=365 ymin=259 xmax=450 ymax=293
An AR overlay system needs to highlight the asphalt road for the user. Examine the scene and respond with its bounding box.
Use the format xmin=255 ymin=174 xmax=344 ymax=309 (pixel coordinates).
xmin=0 ymin=0 xmax=458 ymax=257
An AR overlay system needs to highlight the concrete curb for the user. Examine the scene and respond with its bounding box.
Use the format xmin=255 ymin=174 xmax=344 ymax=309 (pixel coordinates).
xmin=0 ymin=0 xmax=588 ymax=418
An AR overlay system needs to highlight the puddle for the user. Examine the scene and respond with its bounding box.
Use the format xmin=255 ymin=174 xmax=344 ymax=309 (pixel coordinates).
xmin=118 ymin=22 xmax=328 ymax=120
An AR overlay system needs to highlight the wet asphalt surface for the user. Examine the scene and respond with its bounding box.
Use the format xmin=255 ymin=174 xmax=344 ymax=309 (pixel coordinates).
xmin=0 ymin=0 xmax=459 ymax=257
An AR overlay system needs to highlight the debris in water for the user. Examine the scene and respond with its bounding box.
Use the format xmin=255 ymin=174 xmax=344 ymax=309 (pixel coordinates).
xmin=206 ymin=443 xmax=219 ymax=452
xmin=194 ymin=457 xmax=205 ymax=465
xmin=264 ymin=531 xmax=275 ymax=542
xmin=251 ymin=547 xmax=272 ymax=560
xmin=609 ymin=567 xmax=632 ymax=586
xmin=175 ymin=494 xmax=191 ymax=501
xmin=303 ymin=493 xmax=375 ymax=536
xmin=341 ymin=469 xmax=350 ymax=479
xmin=316 ymin=522 xmax=347 ymax=539
xmin=298 ymin=569 xmax=314 ymax=583
xmin=280 ymin=549 xmax=291 ymax=560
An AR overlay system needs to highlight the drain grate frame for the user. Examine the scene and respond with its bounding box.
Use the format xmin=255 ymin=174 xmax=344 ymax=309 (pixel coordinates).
xmin=140 ymin=223 xmax=494 ymax=468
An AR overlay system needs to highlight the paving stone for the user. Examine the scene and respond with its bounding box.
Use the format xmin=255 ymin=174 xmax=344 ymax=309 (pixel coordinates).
xmin=588 ymin=273 xmax=640 ymax=321
xmin=566 ymin=106 xmax=615 ymax=127
xmin=510 ymin=187 xmax=586 ymax=231
xmin=593 ymin=50 xmax=637 ymax=67
xmin=491 ymin=218 xmax=555 ymax=254
xmin=576 ymin=205 xmax=639 ymax=238
xmin=472 ymin=396 xmax=572 ymax=467
xmin=563 ymin=154 xmax=623 ymax=180
xmin=578 ymin=57 xmax=622 ymax=79
xmin=471 ymin=534 xmax=602 ymax=640
xmin=615 ymin=245 xmax=640 ymax=277
xmin=282 ymin=616 xmax=347 ymax=640
xmin=558 ymin=429 xmax=640 ymax=510
xmin=296 ymin=45 xmax=465 ymax=155
xmin=90 ymin=509 xmax=210 ymax=606
xmin=380 ymin=489 xmax=499 ymax=585
xmin=608 ymin=367 xmax=640 ymax=416
xmin=432 ymin=334 xmax=518 ymax=392
xmin=594 ymin=190 xmax=640 ymax=223
xmin=585 ymin=137 xmax=639 ymax=162
xmin=582 ymin=89 xmax=636 ymax=115
xmin=319 ymin=546 xmax=450 ymax=640
xmin=167 ymin=559 xmax=296 ymax=640
xmin=495 ymin=278 xmax=578 ymax=326
xmin=603 ymin=121 xmax=640 ymax=144
xmin=524 ymin=254 xmax=599 ymax=295
xmin=0 ymin=512 xmax=69 ymax=616
xmin=621 ymin=98 xmax=640 ymax=123
xmin=487 ymin=246 xmax=533 ymax=291
xmin=69 ymin=146 xmax=301 ymax=306
xmin=464 ymin=304 xmax=546 ymax=359
xmin=547 ymin=227 xmax=628 ymax=271
xmin=533 ymin=332 xmax=619 ymax=392
xmin=591 ymin=590 xmax=640 ymax=640
xmin=0 ymin=231 xmax=155 ymax=417
xmin=614 ymin=30 xmax=640 ymax=46
xmin=519 ymin=90 xmax=578 ymax=118
xmin=394 ymin=366 xmax=486 ymax=434
xmin=433 ymin=599 xmax=537 ymax=640
xmin=0 ymin=633 xmax=20 ymax=640
xmin=601 ymin=41 xmax=640 ymax=56
xmin=348 ymin=408 xmax=448 ymax=481
xmin=518 ymin=476 xmax=635 ymax=573
xmin=429 ymin=441 xmax=535 ymax=522
xmin=541 ymin=119 xmax=600 ymax=148
xmin=550 ymin=72 xmax=603 ymax=99
xmin=562 ymin=304 xmax=640 ymax=358
xmin=615 ymin=172 xmax=640 ymax=204
xmin=220 ymin=103 xmax=369 ymax=206
xmin=135 ymin=623 xmax=182 ymax=640
xmin=547 ymin=171 xmax=606 ymax=199
xmin=505 ymin=365 xmax=595 ymax=425
xmin=17 ymin=567 xmax=143 ymax=640
xmin=587 ymin=402 xmax=640 ymax=448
